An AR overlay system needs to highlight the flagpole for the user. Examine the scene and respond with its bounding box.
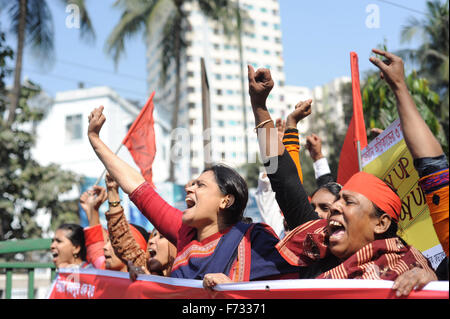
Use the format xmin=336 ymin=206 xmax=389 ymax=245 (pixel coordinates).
xmin=94 ymin=143 xmax=124 ymax=186
xmin=357 ymin=140 xmax=363 ymax=172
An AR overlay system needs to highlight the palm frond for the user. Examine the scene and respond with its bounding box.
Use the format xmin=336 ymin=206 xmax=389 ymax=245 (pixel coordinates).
xmin=6 ymin=0 xmax=55 ymax=61
xmin=145 ymin=0 xmax=176 ymax=39
xmin=105 ymin=3 xmax=153 ymax=68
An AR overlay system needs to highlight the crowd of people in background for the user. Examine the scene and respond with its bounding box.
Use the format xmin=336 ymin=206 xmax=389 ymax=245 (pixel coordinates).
xmin=50 ymin=49 xmax=449 ymax=298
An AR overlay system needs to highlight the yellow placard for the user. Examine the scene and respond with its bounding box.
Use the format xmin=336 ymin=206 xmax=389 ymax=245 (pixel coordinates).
xmin=361 ymin=119 xmax=442 ymax=257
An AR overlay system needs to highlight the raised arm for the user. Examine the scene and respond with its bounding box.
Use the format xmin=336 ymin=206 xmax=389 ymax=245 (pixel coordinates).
xmin=248 ymin=65 xmax=283 ymax=159
xmin=79 ymin=186 xmax=107 ymax=227
xmin=283 ymin=100 xmax=313 ymax=184
xmin=305 ymin=134 xmax=335 ymax=187
xmin=104 ymin=173 xmax=149 ymax=270
xmin=248 ymin=66 xmax=318 ymax=230
xmin=87 ymin=106 xmax=145 ymax=194
xmin=79 ymin=186 xmax=107 ymax=269
xmin=370 ymin=49 xmax=449 ymax=257
xmin=369 ymin=49 xmax=444 ymax=159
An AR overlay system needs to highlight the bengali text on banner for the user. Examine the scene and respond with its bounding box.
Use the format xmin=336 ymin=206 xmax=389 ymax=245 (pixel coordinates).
xmin=47 ymin=268 xmax=448 ymax=299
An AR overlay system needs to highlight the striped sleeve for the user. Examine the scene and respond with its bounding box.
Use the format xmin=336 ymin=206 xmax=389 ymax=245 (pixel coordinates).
xmin=283 ymin=128 xmax=303 ymax=183
xmin=419 ymin=168 xmax=449 ymax=256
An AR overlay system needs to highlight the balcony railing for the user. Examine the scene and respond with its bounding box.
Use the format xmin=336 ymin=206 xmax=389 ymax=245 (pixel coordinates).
xmin=0 ymin=238 xmax=56 ymax=299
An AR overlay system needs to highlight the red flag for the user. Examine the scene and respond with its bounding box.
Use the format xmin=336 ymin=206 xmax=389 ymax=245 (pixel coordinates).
xmin=122 ymin=92 xmax=156 ymax=188
xmin=337 ymin=52 xmax=368 ymax=185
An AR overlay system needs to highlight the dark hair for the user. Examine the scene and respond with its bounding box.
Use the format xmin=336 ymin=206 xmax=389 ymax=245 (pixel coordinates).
xmin=130 ymin=223 xmax=150 ymax=243
xmin=203 ymin=164 xmax=249 ymax=225
xmin=372 ymin=204 xmax=408 ymax=246
xmin=312 ymin=182 xmax=342 ymax=200
xmin=58 ymin=223 xmax=87 ymax=261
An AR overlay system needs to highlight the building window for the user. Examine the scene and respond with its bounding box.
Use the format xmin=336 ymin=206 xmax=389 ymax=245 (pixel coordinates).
xmin=65 ymin=114 xmax=82 ymax=141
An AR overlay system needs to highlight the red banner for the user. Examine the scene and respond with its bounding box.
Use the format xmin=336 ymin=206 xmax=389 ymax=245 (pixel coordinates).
xmin=122 ymin=92 xmax=157 ymax=188
xmin=48 ymin=268 xmax=448 ymax=299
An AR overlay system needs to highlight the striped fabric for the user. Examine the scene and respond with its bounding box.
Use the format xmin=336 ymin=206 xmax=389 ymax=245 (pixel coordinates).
xmin=172 ymin=238 xmax=221 ymax=271
xmin=418 ymin=168 xmax=449 ymax=256
xmin=283 ymin=128 xmax=303 ymax=183
xmin=276 ymin=219 xmax=436 ymax=280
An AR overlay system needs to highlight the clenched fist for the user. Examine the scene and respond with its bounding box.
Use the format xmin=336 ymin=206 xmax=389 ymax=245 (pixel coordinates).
xmin=248 ymin=65 xmax=274 ymax=108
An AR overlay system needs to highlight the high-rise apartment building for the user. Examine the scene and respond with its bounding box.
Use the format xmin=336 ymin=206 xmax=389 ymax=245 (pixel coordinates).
xmin=146 ymin=0 xmax=349 ymax=183
xmin=146 ymin=0 xmax=288 ymax=181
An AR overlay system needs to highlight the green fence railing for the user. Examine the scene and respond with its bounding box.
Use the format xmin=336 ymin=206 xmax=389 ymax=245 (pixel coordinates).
xmin=0 ymin=238 xmax=56 ymax=299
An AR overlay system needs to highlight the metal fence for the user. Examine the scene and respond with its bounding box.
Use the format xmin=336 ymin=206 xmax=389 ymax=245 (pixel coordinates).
xmin=0 ymin=239 xmax=56 ymax=299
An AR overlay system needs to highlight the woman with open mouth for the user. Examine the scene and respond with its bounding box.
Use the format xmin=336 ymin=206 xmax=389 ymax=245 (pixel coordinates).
xmin=247 ymin=61 xmax=437 ymax=297
xmin=50 ymin=224 xmax=89 ymax=269
xmin=103 ymin=173 xmax=176 ymax=278
xmin=87 ymin=106 xmax=301 ymax=286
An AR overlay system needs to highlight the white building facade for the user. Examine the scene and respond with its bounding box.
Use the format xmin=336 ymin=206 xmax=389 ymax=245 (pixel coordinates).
xmin=32 ymin=86 xmax=174 ymax=184
xmin=31 ymin=86 xmax=187 ymax=231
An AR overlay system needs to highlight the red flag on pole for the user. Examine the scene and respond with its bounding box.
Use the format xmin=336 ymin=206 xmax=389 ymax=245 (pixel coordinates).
xmin=122 ymin=92 xmax=157 ymax=188
xmin=337 ymin=52 xmax=368 ymax=185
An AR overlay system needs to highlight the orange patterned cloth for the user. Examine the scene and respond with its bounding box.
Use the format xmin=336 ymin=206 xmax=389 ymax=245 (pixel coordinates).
xmin=418 ymin=168 xmax=449 ymax=256
xmin=276 ymin=219 xmax=435 ymax=280
xmin=283 ymin=128 xmax=303 ymax=183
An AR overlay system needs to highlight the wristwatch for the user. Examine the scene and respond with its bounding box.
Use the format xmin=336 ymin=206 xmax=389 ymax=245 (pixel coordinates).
xmin=108 ymin=201 xmax=121 ymax=207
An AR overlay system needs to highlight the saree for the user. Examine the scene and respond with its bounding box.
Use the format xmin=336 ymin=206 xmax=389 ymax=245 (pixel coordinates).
xmin=171 ymin=222 xmax=299 ymax=281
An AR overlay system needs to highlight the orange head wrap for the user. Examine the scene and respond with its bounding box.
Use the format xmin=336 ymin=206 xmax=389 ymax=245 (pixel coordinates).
xmin=342 ymin=171 xmax=401 ymax=222
xmin=129 ymin=225 xmax=148 ymax=251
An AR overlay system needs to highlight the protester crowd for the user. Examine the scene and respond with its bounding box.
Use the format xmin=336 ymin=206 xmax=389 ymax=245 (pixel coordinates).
xmin=50 ymin=49 xmax=449 ymax=298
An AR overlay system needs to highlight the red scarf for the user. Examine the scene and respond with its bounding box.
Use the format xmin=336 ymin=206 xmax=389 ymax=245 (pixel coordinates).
xmin=276 ymin=220 xmax=434 ymax=280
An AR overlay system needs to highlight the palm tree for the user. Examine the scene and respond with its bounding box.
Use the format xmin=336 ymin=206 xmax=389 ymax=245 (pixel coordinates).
xmin=399 ymin=0 xmax=449 ymax=142
xmin=105 ymin=0 xmax=244 ymax=182
xmin=0 ymin=0 xmax=95 ymax=126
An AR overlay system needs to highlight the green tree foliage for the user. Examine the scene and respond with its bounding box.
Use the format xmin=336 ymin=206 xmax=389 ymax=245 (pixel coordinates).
xmin=1 ymin=0 xmax=94 ymax=125
xmin=362 ymin=70 xmax=448 ymax=157
xmin=399 ymin=0 xmax=449 ymax=147
xmin=0 ymin=31 xmax=80 ymax=241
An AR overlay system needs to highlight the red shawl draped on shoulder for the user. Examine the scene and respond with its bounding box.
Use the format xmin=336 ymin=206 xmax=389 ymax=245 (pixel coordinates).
xmin=276 ymin=219 xmax=435 ymax=280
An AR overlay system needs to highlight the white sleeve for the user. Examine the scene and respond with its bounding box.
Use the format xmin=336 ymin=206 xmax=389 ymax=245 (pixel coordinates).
xmin=254 ymin=172 xmax=285 ymax=238
xmin=313 ymin=157 xmax=331 ymax=180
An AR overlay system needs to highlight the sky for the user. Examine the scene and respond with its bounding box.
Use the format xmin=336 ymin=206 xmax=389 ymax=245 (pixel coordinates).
xmin=2 ymin=0 xmax=430 ymax=105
